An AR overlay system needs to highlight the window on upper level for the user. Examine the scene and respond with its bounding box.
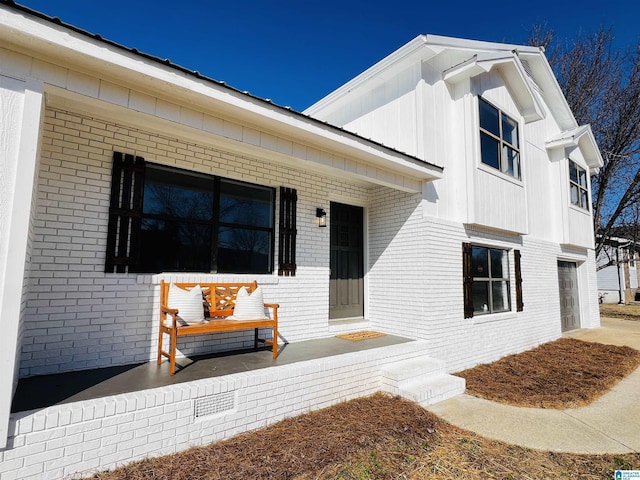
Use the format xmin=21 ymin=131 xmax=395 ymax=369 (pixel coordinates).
xmin=479 ymin=97 xmax=521 ymax=180
xmin=569 ymin=160 xmax=589 ymax=210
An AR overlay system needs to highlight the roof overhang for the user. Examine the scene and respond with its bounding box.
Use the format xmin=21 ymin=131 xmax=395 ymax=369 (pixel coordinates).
xmin=546 ymin=125 xmax=604 ymax=173
xmin=443 ymin=52 xmax=545 ymax=123
xmin=0 ymin=3 xmax=442 ymax=192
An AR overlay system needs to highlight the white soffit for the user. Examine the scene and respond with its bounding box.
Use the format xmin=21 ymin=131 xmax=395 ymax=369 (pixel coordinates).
xmin=443 ymin=52 xmax=545 ymax=123
xmin=545 ymin=125 xmax=604 ymax=172
xmin=45 ymin=86 xmax=438 ymax=193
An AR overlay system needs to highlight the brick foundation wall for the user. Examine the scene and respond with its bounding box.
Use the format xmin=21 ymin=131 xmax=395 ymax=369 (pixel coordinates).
xmin=3 ymin=342 xmax=428 ymax=480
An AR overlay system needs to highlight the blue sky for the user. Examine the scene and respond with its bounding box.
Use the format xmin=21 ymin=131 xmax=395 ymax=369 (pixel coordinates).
xmin=14 ymin=0 xmax=639 ymax=112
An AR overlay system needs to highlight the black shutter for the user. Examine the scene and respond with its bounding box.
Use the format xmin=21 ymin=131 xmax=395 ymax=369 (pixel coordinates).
xmin=105 ymin=152 xmax=145 ymax=273
xmin=462 ymin=242 xmax=474 ymax=319
xmin=515 ymin=249 xmax=524 ymax=312
xmin=278 ymin=187 xmax=297 ymax=276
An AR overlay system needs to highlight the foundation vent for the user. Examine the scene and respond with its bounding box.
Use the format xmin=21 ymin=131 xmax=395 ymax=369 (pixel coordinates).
xmin=194 ymin=391 xmax=236 ymax=418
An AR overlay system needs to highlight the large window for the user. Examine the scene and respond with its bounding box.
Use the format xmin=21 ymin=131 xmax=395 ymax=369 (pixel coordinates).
xmin=463 ymin=243 xmax=522 ymax=318
xmin=139 ymin=165 xmax=274 ymax=273
xmin=479 ymin=98 xmax=521 ymax=180
xmin=105 ymin=152 xmax=275 ymax=274
xmin=569 ymin=160 xmax=589 ymax=210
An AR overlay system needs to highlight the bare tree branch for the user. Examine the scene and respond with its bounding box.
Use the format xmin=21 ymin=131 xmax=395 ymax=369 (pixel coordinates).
xmin=528 ymin=25 xmax=640 ymax=258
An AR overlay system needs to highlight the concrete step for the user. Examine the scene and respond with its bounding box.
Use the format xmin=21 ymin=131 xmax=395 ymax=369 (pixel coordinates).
xmin=380 ymin=356 xmax=446 ymax=385
xmin=398 ymin=374 xmax=466 ymax=407
xmin=380 ymin=356 xmax=465 ymax=407
xmin=328 ymin=319 xmax=371 ymax=334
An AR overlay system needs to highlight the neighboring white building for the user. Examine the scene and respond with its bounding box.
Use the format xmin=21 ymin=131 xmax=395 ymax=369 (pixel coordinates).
xmin=0 ymin=1 xmax=603 ymax=475
xmin=597 ymin=237 xmax=639 ymax=304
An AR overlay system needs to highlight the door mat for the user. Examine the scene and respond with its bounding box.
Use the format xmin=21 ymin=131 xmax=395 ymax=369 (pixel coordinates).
xmin=335 ymin=331 xmax=386 ymax=341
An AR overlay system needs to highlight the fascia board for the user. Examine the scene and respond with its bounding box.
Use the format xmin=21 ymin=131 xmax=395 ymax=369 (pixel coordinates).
xmin=578 ymin=126 xmax=604 ymax=170
xmin=424 ymin=34 xmax=541 ymax=55
xmin=545 ymin=125 xmax=603 ymax=171
xmin=0 ymin=6 xmax=442 ymax=181
xmin=518 ymin=51 xmax=578 ymax=131
xmin=502 ymin=57 xmax=545 ymax=122
xmin=546 ymin=125 xmax=589 ymax=146
xmin=443 ymin=55 xmax=486 ymax=83
xmin=443 ymin=54 xmax=512 ymax=83
xmin=444 ymin=53 xmax=544 ymax=123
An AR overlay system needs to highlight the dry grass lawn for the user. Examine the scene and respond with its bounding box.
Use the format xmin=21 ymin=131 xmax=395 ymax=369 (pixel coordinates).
xmin=83 ymin=338 xmax=640 ymax=480
xmin=600 ymin=303 xmax=640 ymax=321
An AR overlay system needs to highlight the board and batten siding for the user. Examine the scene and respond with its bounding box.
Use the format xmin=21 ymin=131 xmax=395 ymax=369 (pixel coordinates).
xmin=320 ymin=63 xmax=422 ymax=160
xmin=467 ymin=74 xmax=528 ymax=234
xmin=472 ymin=169 xmax=527 ymax=234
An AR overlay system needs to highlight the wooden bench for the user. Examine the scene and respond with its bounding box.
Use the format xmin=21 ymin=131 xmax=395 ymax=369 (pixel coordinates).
xmin=157 ymin=280 xmax=279 ymax=375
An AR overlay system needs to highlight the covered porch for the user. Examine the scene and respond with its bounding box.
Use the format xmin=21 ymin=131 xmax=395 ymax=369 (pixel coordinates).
xmin=4 ymin=335 xmax=465 ymax=480
xmin=12 ymin=333 xmax=411 ymax=413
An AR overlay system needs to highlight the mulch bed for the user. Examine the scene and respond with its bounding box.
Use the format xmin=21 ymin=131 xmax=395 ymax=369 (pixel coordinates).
xmin=85 ymin=393 xmax=640 ymax=480
xmin=456 ymin=338 xmax=640 ymax=408
xmin=83 ymin=337 xmax=640 ymax=479
xmin=87 ymin=393 xmax=441 ymax=480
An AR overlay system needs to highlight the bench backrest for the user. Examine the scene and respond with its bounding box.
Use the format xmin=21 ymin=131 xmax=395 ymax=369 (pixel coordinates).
xmin=160 ymin=280 xmax=259 ymax=318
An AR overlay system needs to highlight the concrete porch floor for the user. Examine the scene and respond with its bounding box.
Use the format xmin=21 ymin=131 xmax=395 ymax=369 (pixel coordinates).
xmin=12 ymin=334 xmax=412 ymax=413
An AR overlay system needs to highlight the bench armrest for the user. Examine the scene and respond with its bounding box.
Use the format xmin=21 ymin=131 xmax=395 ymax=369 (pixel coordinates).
xmin=160 ymin=305 xmax=179 ymax=329
xmin=263 ymin=303 xmax=279 ymax=309
xmin=161 ymin=305 xmax=179 ymax=315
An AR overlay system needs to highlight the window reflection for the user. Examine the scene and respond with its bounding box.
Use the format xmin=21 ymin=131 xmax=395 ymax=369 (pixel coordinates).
xmin=471 ymin=246 xmax=511 ymax=314
xmin=136 ymin=164 xmax=274 ymax=273
xmin=569 ymin=160 xmax=589 ymax=210
xmin=144 ymin=165 xmax=214 ymax=221
xmin=217 ymin=227 xmax=271 ymax=273
xmin=220 ymin=180 xmax=273 ymax=228
xmin=478 ymin=97 xmax=521 ymax=180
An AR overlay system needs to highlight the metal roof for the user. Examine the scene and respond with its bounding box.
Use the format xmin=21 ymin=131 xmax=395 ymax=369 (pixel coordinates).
xmin=0 ymin=0 xmax=442 ymax=174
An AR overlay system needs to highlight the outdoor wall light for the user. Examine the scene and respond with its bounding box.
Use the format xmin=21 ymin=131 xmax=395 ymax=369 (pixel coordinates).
xmin=316 ymin=208 xmax=327 ymax=227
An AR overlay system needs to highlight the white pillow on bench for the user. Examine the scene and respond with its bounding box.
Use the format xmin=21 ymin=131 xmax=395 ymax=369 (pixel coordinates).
xmin=167 ymin=284 xmax=205 ymax=326
xmin=229 ymin=286 xmax=267 ymax=320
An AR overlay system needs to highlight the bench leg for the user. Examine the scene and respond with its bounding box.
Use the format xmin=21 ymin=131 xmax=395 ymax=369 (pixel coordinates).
xmin=254 ymin=328 xmax=259 ymax=351
xmin=157 ymin=329 xmax=163 ymax=365
xmin=170 ymin=331 xmax=177 ymax=375
xmin=272 ymin=323 xmax=278 ymax=359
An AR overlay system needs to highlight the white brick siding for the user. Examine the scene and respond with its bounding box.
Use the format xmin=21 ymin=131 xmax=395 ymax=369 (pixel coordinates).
xmin=21 ymin=107 xmax=600 ymax=378
xmin=20 ymin=108 xmax=367 ymax=377
xmin=4 ymin=341 xmax=429 ymax=480
xmin=367 ymin=184 xmax=599 ymax=372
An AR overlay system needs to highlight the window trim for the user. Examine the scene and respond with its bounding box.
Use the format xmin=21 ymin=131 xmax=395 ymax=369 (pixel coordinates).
xmin=569 ymin=160 xmax=589 ymax=210
xmin=478 ymin=97 xmax=521 ymax=180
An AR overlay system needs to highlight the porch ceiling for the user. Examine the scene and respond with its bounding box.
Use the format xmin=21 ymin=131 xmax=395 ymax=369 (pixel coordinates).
xmin=46 ymin=87 xmax=438 ymax=193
